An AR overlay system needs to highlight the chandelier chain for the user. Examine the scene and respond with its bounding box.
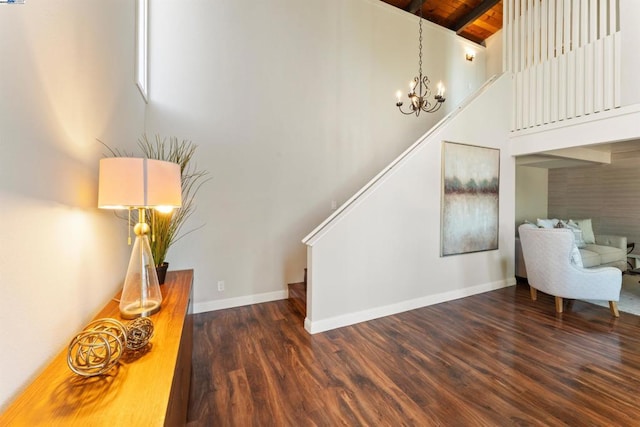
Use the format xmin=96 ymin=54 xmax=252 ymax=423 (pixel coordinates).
xmin=418 ymin=11 xmax=423 ymax=76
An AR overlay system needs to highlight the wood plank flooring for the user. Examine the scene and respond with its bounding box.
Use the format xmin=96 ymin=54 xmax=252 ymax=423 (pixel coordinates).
xmin=187 ymin=283 xmax=640 ymax=426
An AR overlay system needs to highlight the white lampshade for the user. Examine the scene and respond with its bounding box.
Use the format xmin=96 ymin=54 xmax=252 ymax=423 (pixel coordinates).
xmin=98 ymin=158 xmax=182 ymax=209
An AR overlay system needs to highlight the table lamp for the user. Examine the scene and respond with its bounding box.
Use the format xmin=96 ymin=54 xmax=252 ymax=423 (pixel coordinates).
xmin=98 ymin=158 xmax=182 ymax=319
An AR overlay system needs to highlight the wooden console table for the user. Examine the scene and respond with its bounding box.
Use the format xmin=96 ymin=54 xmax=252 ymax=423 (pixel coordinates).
xmin=0 ymin=269 xmax=194 ymax=426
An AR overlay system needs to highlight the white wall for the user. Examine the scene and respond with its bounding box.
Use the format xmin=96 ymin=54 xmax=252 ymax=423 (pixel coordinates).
xmin=485 ymin=30 xmax=503 ymax=78
xmin=304 ymin=74 xmax=513 ymax=333
xmin=0 ymin=1 xmax=145 ymax=410
xmin=515 ymin=166 xmax=548 ymax=226
xmin=146 ymin=0 xmax=488 ymax=312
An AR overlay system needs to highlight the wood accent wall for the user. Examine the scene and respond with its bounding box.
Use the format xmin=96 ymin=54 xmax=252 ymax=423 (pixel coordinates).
xmin=548 ymin=151 xmax=640 ymax=254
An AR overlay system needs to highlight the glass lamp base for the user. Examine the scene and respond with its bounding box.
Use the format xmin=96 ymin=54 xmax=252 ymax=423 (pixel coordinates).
xmin=120 ymin=299 xmax=161 ymax=319
xmin=119 ymin=233 xmax=163 ymax=320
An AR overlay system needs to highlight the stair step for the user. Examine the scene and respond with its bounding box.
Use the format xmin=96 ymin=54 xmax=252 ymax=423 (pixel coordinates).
xmin=288 ymin=282 xmax=306 ymax=317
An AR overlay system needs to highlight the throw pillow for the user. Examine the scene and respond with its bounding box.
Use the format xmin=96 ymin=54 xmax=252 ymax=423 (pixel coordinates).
xmin=572 ymin=229 xmax=586 ymax=248
xmin=565 ymin=220 xmax=579 ymax=230
xmin=537 ymin=218 xmax=560 ymax=229
xmin=570 ymin=243 xmax=584 ymax=267
xmin=564 ymin=221 xmax=586 ymax=247
xmin=570 ymin=218 xmax=595 ymax=244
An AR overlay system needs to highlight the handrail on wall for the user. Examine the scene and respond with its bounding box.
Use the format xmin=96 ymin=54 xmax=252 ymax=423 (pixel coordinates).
xmin=302 ymin=73 xmax=504 ymax=246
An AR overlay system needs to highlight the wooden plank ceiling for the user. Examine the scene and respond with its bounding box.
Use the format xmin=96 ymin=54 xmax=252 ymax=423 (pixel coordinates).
xmin=380 ymin=0 xmax=502 ymax=45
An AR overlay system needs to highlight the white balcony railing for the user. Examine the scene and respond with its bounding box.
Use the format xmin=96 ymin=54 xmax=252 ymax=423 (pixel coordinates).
xmin=504 ymin=0 xmax=621 ymax=131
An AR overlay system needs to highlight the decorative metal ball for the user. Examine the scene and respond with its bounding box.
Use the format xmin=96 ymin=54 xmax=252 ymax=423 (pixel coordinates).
xmin=67 ymin=319 xmax=127 ymax=377
xmin=67 ymin=317 xmax=155 ymax=377
xmin=84 ymin=318 xmax=128 ymax=349
xmin=126 ymin=317 xmax=155 ymax=351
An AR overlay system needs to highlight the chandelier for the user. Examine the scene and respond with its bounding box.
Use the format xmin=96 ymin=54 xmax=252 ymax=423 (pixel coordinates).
xmin=396 ymin=6 xmax=446 ymax=116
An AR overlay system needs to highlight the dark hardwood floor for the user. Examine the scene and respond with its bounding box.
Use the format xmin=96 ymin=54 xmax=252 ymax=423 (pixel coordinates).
xmin=187 ymin=283 xmax=640 ymax=426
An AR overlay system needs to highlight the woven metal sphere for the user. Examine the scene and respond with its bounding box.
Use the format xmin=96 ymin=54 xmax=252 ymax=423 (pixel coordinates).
xmin=67 ymin=331 xmax=123 ymax=377
xmin=126 ymin=317 xmax=155 ymax=351
xmin=84 ymin=318 xmax=128 ymax=349
xmin=66 ymin=318 xmax=127 ymax=377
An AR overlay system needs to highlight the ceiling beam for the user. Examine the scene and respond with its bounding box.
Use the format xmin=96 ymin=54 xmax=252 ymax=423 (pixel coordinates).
xmin=405 ymin=0 xmax=424 ymax=14
xmin=541 ymin=147 xmax=612 ymax=164
xmin=452 ymin=0 xmax=501 ymax=33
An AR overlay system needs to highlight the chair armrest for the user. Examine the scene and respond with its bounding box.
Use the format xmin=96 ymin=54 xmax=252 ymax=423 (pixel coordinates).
xmin=595 ymin=235 xmax=627 ymax=251
xmin=566 ymin=264 xmax=622 ymax=301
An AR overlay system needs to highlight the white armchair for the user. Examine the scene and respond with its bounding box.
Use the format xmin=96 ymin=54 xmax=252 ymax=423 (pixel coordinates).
xmin=518 ymin=224 xmax=622 ymax=317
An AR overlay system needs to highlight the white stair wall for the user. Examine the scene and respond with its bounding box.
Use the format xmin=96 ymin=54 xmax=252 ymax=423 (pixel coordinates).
xmin=303 ymin=74 xmax=515 ymax=334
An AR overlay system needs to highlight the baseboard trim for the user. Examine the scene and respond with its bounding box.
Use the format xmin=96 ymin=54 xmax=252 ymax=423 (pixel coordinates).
xmin=193 ymin=289 xmax=289 ymax=314
xmin=304 ymin=278 xmax=516 ymax=334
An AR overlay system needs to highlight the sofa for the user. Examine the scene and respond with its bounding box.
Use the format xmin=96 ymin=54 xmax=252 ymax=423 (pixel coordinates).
xmin=515 ymin=218 xmax=627 ymax=279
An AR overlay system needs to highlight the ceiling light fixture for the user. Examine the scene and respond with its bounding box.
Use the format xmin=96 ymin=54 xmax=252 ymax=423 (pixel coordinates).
xmin=395 ymin=5 xmax=446 ymax=116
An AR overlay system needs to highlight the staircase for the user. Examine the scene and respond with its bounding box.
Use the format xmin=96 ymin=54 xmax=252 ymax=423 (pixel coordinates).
xmin=301 ymin=73 xmax=514 ymax=334
xmin=288 ymin=282 xmax=306 ymax=317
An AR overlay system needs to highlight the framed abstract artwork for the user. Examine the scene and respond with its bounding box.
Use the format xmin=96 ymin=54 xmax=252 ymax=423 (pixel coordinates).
xmin=441 ymin=141 xmax=500 ymax=256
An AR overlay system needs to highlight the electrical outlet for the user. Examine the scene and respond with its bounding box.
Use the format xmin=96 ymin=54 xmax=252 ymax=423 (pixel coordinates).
xmin=217 ymin=280 xmax=225 ymax=292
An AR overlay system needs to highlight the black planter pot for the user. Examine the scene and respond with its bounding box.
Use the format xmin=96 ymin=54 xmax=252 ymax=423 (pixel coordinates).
xmin=156 ymin=262 xmax=169 ymax=285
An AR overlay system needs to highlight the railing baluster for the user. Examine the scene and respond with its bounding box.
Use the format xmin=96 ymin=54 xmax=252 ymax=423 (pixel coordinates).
xmin=542 ymin=0 xmax=551 ymax=124
xmin=577 ymin=0 xmax=586 ymax=116
xmin=506 ymin=0 xmax=621 ymax=131
xmin=515 ymin=0 xmax=522 ymax=130
xmin=535 ymin=0 xmax=543 ymax=126
xmin=614 ymin=30 xmax=621 ymax=108
xmin=565 ymin=0 xmax=574 ymax=119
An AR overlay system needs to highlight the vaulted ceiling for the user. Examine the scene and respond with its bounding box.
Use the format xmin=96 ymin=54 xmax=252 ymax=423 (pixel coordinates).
xmin=379 ymin=0 xmax=503 ymax=45
xmin=379 ymin=1 xmax=640 ymax=163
